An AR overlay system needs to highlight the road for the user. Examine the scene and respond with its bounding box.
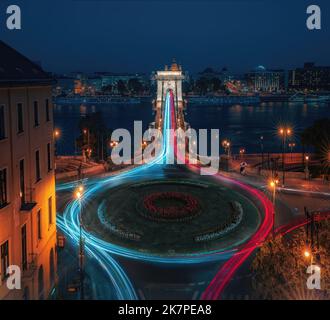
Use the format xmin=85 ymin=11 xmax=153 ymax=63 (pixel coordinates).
xmin=55 ymin=90 xmax=326 ymax=300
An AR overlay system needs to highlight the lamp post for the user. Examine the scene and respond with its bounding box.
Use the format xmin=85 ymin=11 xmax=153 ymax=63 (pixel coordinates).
xmin=305 ymin=155 xmax=310 ymax=180
xmin=75 ymin=187 xmax=85 ymax=300
xmin=83 ymin=128 xmax=90 ymax=160
xmin=222 ymin=140 xmax=231 ymax=157
xmin=279 ymin=127 xmax=292 ymax=187
xmin=54 ymin=129 xmax=60 ymax=158
xmin=288 ymin=142 xmax=296 ymax=161
xmin=260 ymin=136 xmax=264 ymax=169
xmin=269 ymin=178 xmax=279 ymax=238
xmin=239 ymin=148 xmax=245 ymax=160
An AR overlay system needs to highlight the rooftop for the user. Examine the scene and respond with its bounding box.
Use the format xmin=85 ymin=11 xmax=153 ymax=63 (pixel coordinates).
xmin=0 ymin=40 xmax=54 ymax=87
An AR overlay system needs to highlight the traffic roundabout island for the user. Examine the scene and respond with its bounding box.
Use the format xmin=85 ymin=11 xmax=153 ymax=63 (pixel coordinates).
xmin=81 ymin=179 xmax=262 ymax=255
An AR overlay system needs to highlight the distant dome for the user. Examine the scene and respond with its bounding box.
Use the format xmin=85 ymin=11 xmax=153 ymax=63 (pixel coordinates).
xmin=255 ymin=65 xmax=266 ymax=71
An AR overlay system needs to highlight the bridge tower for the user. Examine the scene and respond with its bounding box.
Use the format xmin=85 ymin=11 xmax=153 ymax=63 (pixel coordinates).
xmin=154 ymin=60 xmax=185 ymax=129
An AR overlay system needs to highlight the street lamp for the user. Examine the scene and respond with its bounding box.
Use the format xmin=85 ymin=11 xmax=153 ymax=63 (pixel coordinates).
xmin=83 ymin=128 xmax=90 ymax=147
xmin=278 ymin=126 xmax=292 ymax=187
xmin=303 ymin=247 xmax=314 ymax=268
xmin=222 ymin=140 xmax=231 ymax=157
xmin=75 ymin=187 xmax=85 ymax=300
xmin=288 ymin=142 xmax=296 ymax=161
xmin=305 ymin=155 xmax=310 ymax=180
xmin=269 ymin=178 xmax=279 ymax=237
xmin=54 ymin=129 xmax=60 ymax=158
xmin=260 ymin=136 xmax=264 ymax=169
xmin=239 ymin=148 xmax=245 ymax=160
xmin=304 ymin=249 xmax=311 ymax=259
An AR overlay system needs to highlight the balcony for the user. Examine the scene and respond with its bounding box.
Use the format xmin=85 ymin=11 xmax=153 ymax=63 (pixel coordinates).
xmin=22 ymin=253 xmax=38 ymax=279
xmin=20 ymin=187 xmax=37 ymax=212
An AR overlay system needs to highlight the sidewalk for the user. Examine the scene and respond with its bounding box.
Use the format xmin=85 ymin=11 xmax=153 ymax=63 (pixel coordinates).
xmin=229 ymin=160 xmax=330 ymax=194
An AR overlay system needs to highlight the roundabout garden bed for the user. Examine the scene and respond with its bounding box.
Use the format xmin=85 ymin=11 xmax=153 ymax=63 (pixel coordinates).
xmin=139 ymin=192 xmax=201 ymax=221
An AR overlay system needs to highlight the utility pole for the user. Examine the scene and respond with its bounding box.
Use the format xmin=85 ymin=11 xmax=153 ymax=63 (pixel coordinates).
xmin=304 ymin=207 xmax=320 ymax=261
xmin=260 ymin=136 xmax=264 ymax=169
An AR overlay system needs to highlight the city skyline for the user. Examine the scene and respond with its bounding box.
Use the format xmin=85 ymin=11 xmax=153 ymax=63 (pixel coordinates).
xmin=1 ymin=0 xmax=330 ymax=73
xmin=0 ymin=1 xmax=329 ymax=305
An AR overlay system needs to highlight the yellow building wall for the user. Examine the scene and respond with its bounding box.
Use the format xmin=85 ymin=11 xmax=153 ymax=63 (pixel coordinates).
xmin=0 ymin=86 xmax=57 ymax=300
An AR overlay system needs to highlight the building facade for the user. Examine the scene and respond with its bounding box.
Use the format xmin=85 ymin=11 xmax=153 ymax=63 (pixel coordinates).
xmin=289 ymin=63 xmax=330 ymax=91
xmin=245 ymin=66 xmax=285 ymax=93
xmin=0 ymin=41 xmax=57 ymax=300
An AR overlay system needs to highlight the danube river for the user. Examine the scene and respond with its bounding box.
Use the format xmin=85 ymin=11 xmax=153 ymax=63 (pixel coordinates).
xmin=54 ymin=101 xmax=329 ymax=155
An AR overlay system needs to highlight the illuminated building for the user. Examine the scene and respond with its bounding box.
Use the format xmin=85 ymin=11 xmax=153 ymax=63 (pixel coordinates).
xmin=246 ymin=65 xmax=285 ymax=93
xmin=74 ymin=79 xmax=84 ymax=95
xmin=0 ymin=41 xmax=57 ymax=299
xmin=289 ymin=62 xmax=330 ymax=91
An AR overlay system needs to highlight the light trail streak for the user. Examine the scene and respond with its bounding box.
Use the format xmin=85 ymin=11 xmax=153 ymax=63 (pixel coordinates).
xmin=57 ymin=216 xmax=137 ymax=300
xmin=58 ymin=90 xmax=276 ymax=301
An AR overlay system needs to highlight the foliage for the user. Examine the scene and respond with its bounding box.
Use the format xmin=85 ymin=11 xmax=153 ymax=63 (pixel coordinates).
xmin=128 ymin=78 xmax=144 ymax=95
xmin=301 ymin=118 xmax=330 ymax=155
xmin=251 ymin=220 xmax=330 ymax=300
xmin=194 ymin=77 xmax=224 ymax=95
xmin=76 ymin=112 xmax=111 ymax=161
xmin=117 ymin=80 xmax=127 ymax=95
xmin=102 ymin=84 xmax=113 ymax=94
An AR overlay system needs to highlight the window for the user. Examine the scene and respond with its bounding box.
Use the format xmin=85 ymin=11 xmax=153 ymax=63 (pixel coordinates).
xmin=19 ymin=159 xmax=25 ymax=203
xmin=34 ymin=101 xmax=39 ymax=127
xmin=0 ymin=105 xmax=5 ymax=140
xmin=35 ymin=150 xmax=41 ymax=182
xmin=47 ymin=143 xmax=52 ymax=171
xmin=17 ymin=103 xmax=24 ymax=133
xmin=37 ymin=210 xmax=42 ymax=240
xmin=0 ymin=168 xmax=7 ymax=208
xmin=45 ymin=99 xmax=50 ymax=122
xmin=48 ymin=197 xmax=53 ymax=226
xmin=1 ymin=240 xmax=9 ymax=281
xmin=21 ymin=225 xmax=27 ymax=271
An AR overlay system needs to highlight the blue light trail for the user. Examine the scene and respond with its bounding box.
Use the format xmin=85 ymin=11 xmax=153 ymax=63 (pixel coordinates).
xmin=57 ymin=91 xmax=235 ymax=300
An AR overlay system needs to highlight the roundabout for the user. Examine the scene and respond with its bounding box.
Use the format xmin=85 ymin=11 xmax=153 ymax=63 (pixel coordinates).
xmin=57 ymin=90 xmax=274 ymax=300
xmin=81 ymin=179 xmax=261 ymax=255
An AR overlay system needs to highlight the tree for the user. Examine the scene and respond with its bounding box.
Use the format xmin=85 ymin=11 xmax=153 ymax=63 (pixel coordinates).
xmin=301 ymin=118 xmax=330 ymax=154
xmin=195 ymin=77 xmax=208 ymax=95
xmin=211 ymin=77 xmax=222 ymax=92
xmin=251 ymin=220 xmax=330 ymax=299
xmin=76 ymin=112 xmax=111 ymax=161
xmin=117 ymin=80 xmax=127 ymax=96
xmin=102 ymin=84 xmax=113 ymax=94
xmin=301 ymin=118 xmax=330 ymax=175
xmin=128 ymin=78 xmax=143 ymax=95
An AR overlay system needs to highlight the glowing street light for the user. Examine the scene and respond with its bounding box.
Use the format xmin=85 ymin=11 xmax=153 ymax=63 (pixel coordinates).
xmin=269 ymin=178 xmax=279 ymax=237
xmin=278 ymin=126 xmax=293 ymax=187
xmin=54 ymin=129 xmax=60 ymax=138
xmin=74 ymin=186 xmax=85 ymax=300
xmin=222 ymin=140 xmax=231 ymax=157
xmin=304 ymin=249 xmax=311 ymax=258
xmin=110 ymin=141 xmax=118 ymax=148
xmin=305 ymin=155 xmax=310 ymax=180
xmin=54 ymin=129 xmax=61 ymax=158
xmin=288 ymin=142 xmax=296 ymax=160
xmin=239 ymin=148 xmax=245 ymax=159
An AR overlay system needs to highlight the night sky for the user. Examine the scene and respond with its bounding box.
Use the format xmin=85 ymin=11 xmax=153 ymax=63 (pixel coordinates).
xmin=1 ymin=0 xmax=330 ymax=73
